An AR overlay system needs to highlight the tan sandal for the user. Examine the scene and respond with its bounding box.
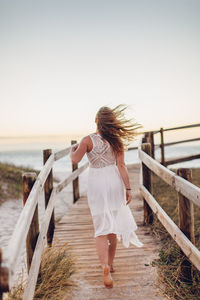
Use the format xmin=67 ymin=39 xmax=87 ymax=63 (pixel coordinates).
xmin=103 ymin=266 xmax=113 ymax=288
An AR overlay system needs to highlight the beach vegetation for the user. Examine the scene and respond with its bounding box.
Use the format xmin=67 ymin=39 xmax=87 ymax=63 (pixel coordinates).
xmin=151 ymin=168 xmax=200 ymax=299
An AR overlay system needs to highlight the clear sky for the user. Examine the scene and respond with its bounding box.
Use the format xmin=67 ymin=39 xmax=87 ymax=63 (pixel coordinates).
xmin=0 ymin=0 xmax=200 ymax=138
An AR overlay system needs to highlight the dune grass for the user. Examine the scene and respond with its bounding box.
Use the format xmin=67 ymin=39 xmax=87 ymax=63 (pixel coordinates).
xmin=0 ymin=162 xmax=39 ymax=203
xmin=7 ymin=242 xmax=76 ymax=300
xmin=150 ymin=168 xmax=200 ymax=300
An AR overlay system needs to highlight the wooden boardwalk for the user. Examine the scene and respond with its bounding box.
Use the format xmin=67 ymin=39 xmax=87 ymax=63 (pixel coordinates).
xmin=52 ymin=164 xmax=167 ymax=300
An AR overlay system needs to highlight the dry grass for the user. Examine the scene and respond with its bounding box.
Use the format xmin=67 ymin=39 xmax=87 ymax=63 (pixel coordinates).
xmin=0 ymin=162 xmax=39 ymax=203
xmin=7 ymin=242 xmax=76 ymax=300
xmin=150 ymin=168 xmax=200 ymax=300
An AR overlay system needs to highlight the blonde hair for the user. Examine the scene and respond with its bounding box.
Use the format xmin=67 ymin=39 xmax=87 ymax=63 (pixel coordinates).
xmin=96 ymin=104 xmax=141 ymax=155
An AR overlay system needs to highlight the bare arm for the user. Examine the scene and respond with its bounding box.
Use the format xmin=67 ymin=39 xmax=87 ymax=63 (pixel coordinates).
xmin=70 ymin=137 xmax=88 ymax=164
xmin=116 ymin=151 xmax=132 ymax=205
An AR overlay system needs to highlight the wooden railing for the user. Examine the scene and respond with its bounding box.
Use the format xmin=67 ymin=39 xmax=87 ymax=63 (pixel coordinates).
xmin=142 ymin=123 xmax=200 ymax=166
xmin=139 ymin=141 xmax=200 ymax=281
xmin=0 ymin=141 xmax=88 ymax=300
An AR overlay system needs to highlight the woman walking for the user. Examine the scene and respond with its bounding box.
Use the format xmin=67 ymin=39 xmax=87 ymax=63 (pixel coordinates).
xmin=70 ymin=105 xmax=143 ymax=288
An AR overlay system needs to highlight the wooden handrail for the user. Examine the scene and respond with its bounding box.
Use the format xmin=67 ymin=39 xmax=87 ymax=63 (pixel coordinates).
xmin=54 ymin=147 xmax=71 ymax=161
xmin=161 ymin=123 xmax=200 ymax=132
xmin=23 ymin=188 xmax=56 ymax=300
xmin=138 ymin=148 xmax=200 ymax=207
xmin=56 ymin=162 xmax=89 ymax=194
xmin=138 ymin=122 xmax=200 ymax=136
xmin=156 ymin=137 xmax=200 ymax=147
xmin=140 ymin=185 xmax=200 ymax=271
xmin=1 ymin=143 xmax=88 ymax=296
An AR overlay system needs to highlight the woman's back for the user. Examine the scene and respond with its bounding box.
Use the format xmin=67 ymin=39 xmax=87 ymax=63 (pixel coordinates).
xmin=87 ymin=133 xmax=116 ymax=168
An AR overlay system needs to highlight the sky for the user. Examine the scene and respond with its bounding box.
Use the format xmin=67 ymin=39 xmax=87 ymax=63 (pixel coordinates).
xmin=0 ymin=0 xmax=200 ymax=138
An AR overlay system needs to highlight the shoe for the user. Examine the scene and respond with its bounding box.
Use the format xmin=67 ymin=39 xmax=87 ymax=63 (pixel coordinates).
xmin=103 ymin=266 xmax=113 ymax=288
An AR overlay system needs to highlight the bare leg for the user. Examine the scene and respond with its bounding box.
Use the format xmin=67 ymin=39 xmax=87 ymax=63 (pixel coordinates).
xmin=107 ymin=233 xmax=117 ymax=272
xmin=95 ymin=235 xmax=113 ymax=288
xmin=95 ymin=235 xmax=109 ymax=268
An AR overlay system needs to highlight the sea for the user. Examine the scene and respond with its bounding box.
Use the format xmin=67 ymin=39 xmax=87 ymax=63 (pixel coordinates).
xmin=0 ymin=136 xmax=199 ymax=285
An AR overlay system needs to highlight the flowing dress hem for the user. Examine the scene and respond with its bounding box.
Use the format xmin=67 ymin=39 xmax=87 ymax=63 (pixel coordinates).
xmin=94 ymin=229 xmax=144 ymax=248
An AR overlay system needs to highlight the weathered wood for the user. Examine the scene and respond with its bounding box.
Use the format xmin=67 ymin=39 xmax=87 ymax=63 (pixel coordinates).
xmin=37 ymin=153 xmax=54 ymax=188
xmin=140 ymin=185 xmax=200 ymax=271
xmin=127 ymin=146 xmax=138 ymax=151
xmin=177 ymin=168 xmax=195 ymax=282
xmin=71 ymin=141 xmax=80 ymax=203
xmin=4 ymin=153 xmax=54 ymax=287
xmin=165 ymin=153 xmax=200 ymax=166
xmin=4 ymin=180 xmax=41 ymax=288
xmin=139 ymin=123 xmax=200 ymax=136
xmin=22 ymin=173 xmax=39 ymax=273
xmin=160 ymin=127 xmax=165 ymax=166
xmin=23 ymin=189 xmax=56 ymax=300
xmin=157 ymin=137 xmax=200 ymax=147
xmin=0 ymin=249 xmax=9 ymax=299
xmin=43 ymin=149 xmax=55 ymax=246
xmin=149 ymin=132 xmax=155 ymax=158
xmin=141 ymin=143 xmax=153 ymax=224
xmin=162 ymin=123 xmax=200 ymax=132
xmin=56 ymin=162 xmax=89 ymax=194
xmin=54 ymin=147 xmax=71 ymax=161
xmin=142 ymin=134 xmax=147 ymax=144
xmin=138 ymin=149 xmax=200 ymax=207
xmin=52 ymin=165 xmax=166 ymax=299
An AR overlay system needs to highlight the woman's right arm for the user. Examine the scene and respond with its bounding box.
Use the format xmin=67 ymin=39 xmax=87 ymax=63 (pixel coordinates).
xmin=116 ymin=151 xmax=132 ymax=205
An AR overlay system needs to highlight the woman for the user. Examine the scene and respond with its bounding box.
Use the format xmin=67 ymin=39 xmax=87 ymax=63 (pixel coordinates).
xmin=70 ymin=105 xmax=143 ymax=289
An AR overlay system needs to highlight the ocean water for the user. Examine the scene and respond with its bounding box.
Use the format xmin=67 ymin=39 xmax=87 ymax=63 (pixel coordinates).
xmin=0 ymin=142 xmax=200 ymax=171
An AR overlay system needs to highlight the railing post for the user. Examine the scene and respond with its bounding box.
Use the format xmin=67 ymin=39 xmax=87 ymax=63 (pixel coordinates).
xmin=149 ymin=132 xmax=155 ymax=158
xmin=145 ymin=132 xmax=155 ymax=159
xmin=22 ymin=172 xmax=39 ymax=272
xmin=160 ymin=127 xmax=165 ymax=166
xmin=177 ymin=168 xmax=195 ymax=282
xmin=71 ymin=140 xmax=80 ymax=203
xmin=141 ymin=143 xmax=154 ymax=224
xmin=43 ymin=149 xmax=55 ymax=246
xmin=0 ymin=249 xmax=9 ymax=300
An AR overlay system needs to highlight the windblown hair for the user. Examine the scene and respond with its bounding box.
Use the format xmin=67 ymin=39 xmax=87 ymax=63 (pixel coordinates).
xmin=96 ymin=104 xmax=141 ymax=155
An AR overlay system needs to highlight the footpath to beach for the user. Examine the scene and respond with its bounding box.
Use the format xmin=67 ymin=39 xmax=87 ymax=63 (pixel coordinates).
xmin=52 ymin=163 xmax=167 ymax=300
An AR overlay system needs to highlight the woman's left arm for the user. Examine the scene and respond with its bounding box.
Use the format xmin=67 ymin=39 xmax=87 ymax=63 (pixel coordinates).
xmin=116 ymin=151 xmax=132 ymax=205
xmin=70 ymin=137 xmax=88 ymax=164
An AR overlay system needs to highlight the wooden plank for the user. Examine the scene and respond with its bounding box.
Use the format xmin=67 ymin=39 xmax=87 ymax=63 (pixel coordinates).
xmin=0 ymin=249 xmax=9 ymax=299
xmin=138 ymin=149 xmax=200 ymax=207
xmin=4 ymin=179 xmax=41 ymax=288
xmin=54 ymin=147 xmax=71 ymax=161
xmin=22 ymin=173 xmax=39 ymax=273
xmin=38 ymin=153 xmax=54 ymax=188
xmin=3 ymin=153 xmax=55 ymax=287
xmin=43 ymin=149 xmax=55 ymax=246
xmin=56 ymin=162 xmax=89 ymax=193
xmin=71 ymin=140 xmax=80 ymax=203
xmin=140 ymin=185 xmax=200 ymax=271
xmin=156 ymin=137 xmax=200 ymax=147
xmin=138 ymin=123 xmax=200 ymax=136
xmin=162 ymin=123 xmax=200 ymax=132
xmin=22 ymin=189 xmax=56 ymax=300
xmin=177 ymin=168 xmax=195 ymax=282
xmin=165 ymin=153 xmax=200 ymax=166
xmin=52 ymin=165 xmax=166 ymax=299
xmin=141 ymin=143 xmax=153 ymax=224
xmin=160 ymin=128 xmax=165 ymax=166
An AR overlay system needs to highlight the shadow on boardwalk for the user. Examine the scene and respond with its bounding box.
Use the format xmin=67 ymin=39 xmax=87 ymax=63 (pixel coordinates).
xmin=53 ymin=163 xmax=167 ymax=300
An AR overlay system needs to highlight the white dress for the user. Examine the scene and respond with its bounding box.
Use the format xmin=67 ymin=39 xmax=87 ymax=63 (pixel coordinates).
xmin=86 ymin=133 xmax=143 ymax=248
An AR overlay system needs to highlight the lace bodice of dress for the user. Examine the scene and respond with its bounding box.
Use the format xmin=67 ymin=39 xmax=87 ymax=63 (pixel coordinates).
xmin=86 ymin=133 xmax=116 ymax=168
